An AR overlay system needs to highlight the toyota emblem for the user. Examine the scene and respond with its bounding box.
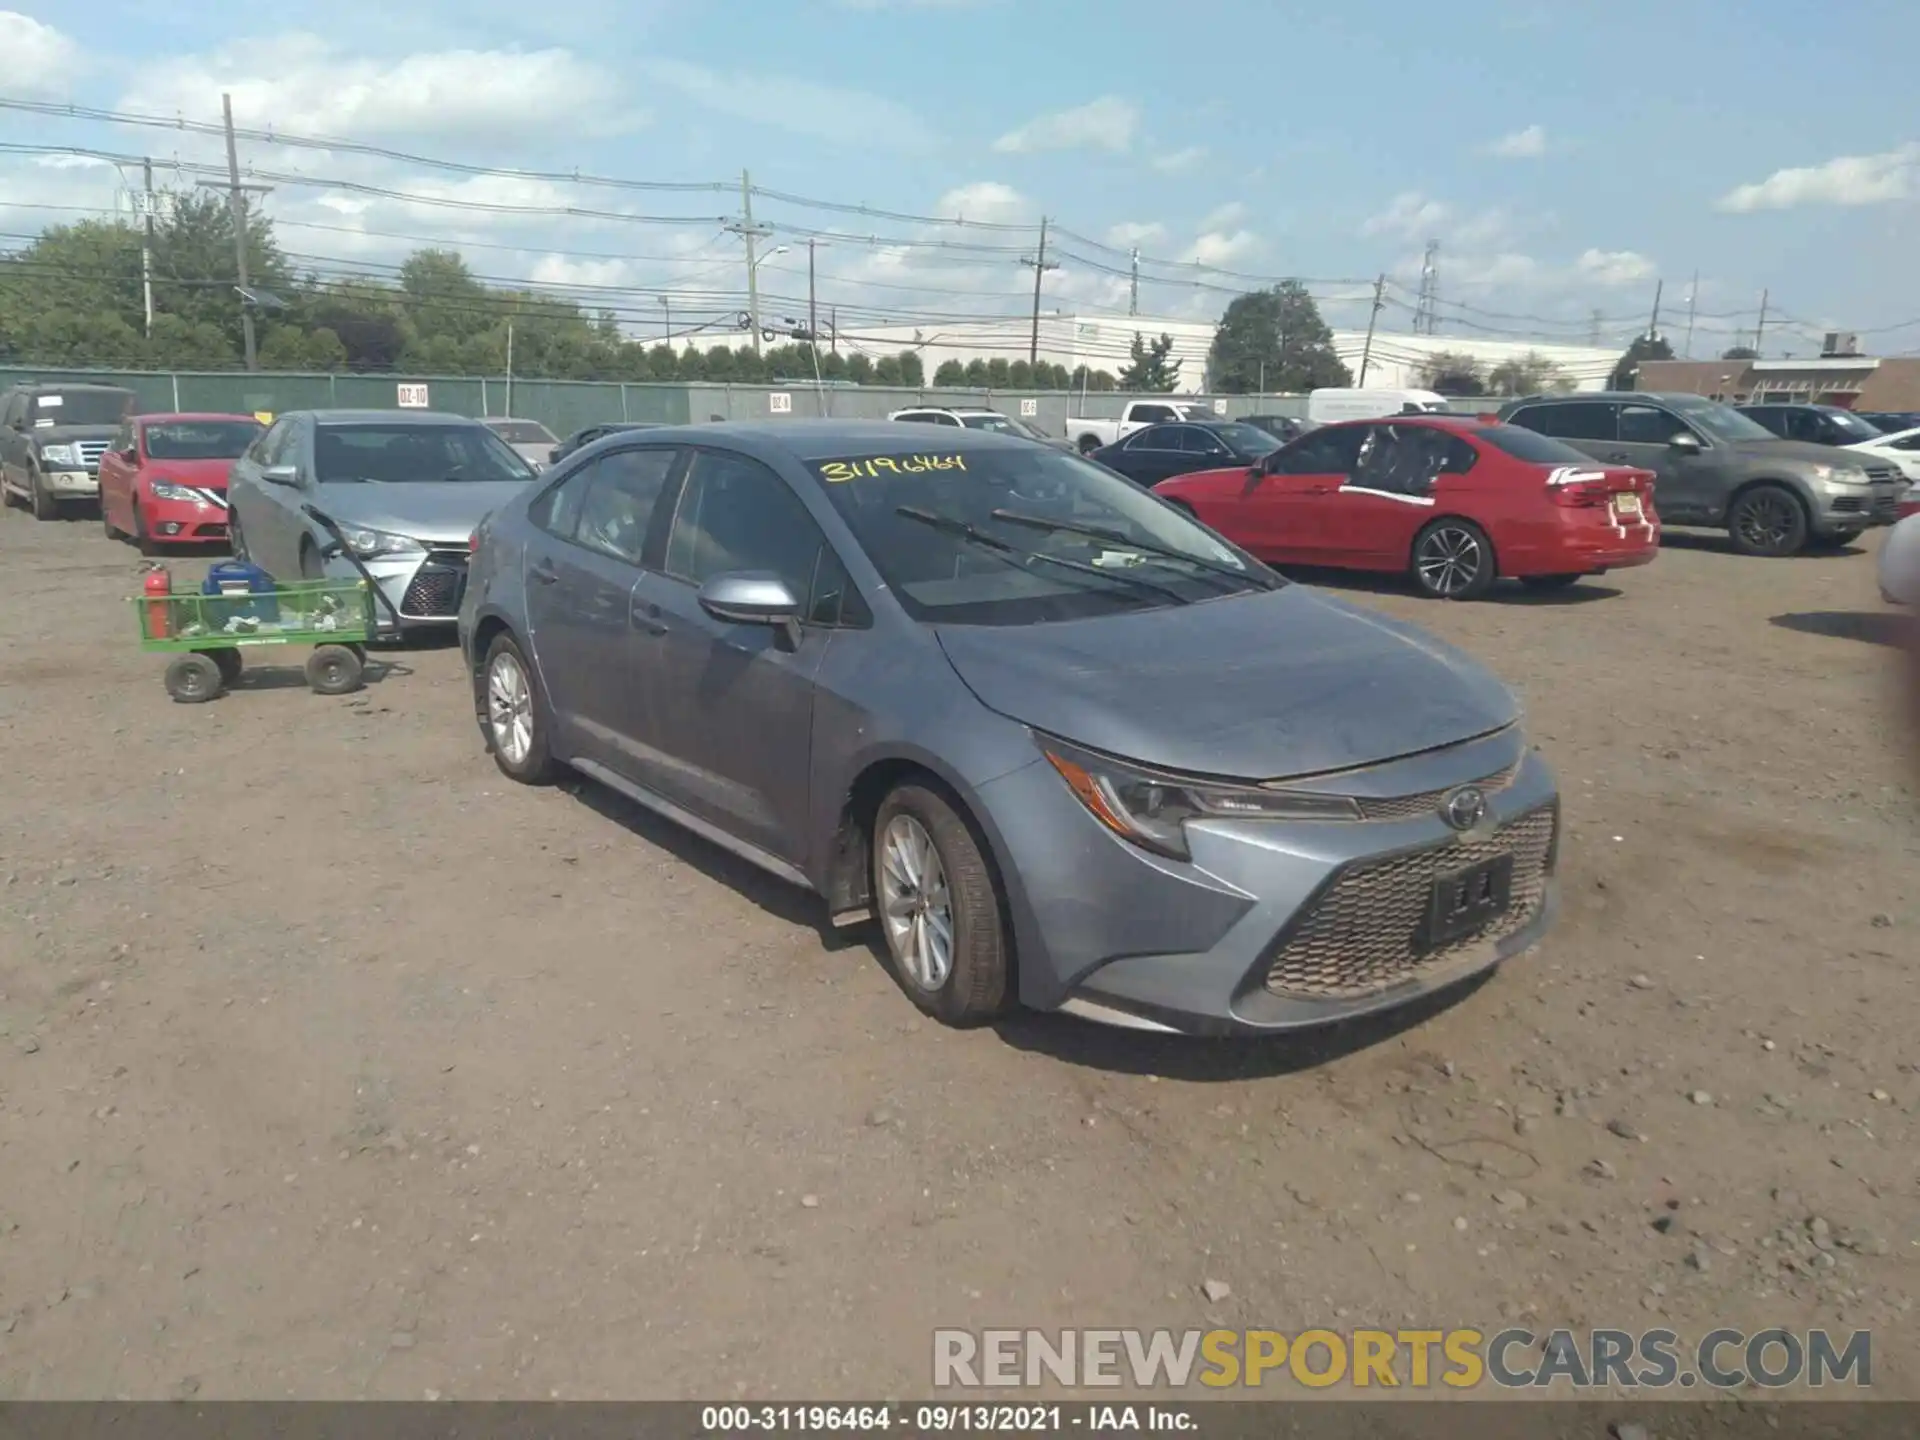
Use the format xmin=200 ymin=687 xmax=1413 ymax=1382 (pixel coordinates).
xmin=1440 ymin=786 xmax=1487 ymax=831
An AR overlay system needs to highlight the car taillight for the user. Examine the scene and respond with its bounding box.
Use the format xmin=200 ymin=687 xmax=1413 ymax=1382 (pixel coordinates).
xmin=1550 ymin=481 xmax=1614 ymax=508
xmin=1899 ymin=497 xmax=1920 ymax=521
xmin=468 ymin=528 xmax=482 ymax=551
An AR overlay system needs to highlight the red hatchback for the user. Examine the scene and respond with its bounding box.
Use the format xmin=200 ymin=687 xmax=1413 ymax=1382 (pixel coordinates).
xmin=1153 ymin=415 xmax=1660 ymax=598
xmin=99 ymin=412 xmax=264 ymax=554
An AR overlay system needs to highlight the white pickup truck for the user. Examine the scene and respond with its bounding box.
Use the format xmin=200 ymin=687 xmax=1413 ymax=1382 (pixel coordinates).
xmin=1065 ymin=399 xmax=1217 ymax=455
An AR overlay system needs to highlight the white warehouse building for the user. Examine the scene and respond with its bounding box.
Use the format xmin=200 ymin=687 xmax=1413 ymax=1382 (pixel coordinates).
xmin=683 ymin=312 xmax=1620 ymax=394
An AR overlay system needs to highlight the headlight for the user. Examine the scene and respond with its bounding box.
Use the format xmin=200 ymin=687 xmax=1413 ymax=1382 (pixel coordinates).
xmin=1810 ymin=463 xmax=1869 ymax=486
xmin=149 ymin=481 xmax=202 ymax=502
xmin=341 ymin=526 xmax=425 ymax=558
xmin=38 ymin=443 xmax=79 ymax=466
xmin=1040 ymin=736 xmax=1358 ymax=860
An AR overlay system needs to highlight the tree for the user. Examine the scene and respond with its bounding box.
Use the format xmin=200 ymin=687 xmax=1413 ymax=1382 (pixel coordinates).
xmin=1206 ymin=282 xmax=1350 ymax=394
xmin=963 ymin=359 xmax=989 ymax=386
xmin=985 ymin=358 xmax=1012 ymax=388
xmin=676 ymin=345 xmax=707 ymax=381
xmin=932 ymin=359 xmax=966 ymax=387
xmin=1485 ymin=350 xmax=1570 ymax=397
xmin=845 ymin=353 xmax=873 ymax=384
xmin=1118 ymin=332 xmax=1181 ymax=392
xmin=872 ymin=355 xmax=903 ymax=386
xmin=1008 ymin=359 xmax=1034 ymax=389
xmin=896 ymin=351 xmax=925 ymax=388
xmin=1721 ymin=345 xmax=1758 ymax=361
xmin=1417 ymin=350 xmax=1488 ymax=396
xmin=1610 ymin=334 xmax=1675 ymax=391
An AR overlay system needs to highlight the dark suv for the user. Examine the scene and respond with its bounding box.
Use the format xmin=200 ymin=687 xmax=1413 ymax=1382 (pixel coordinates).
xmin=1496 ymin=391 xmax=1906 ymax=556
xmin=0 ymin=383 xmax=138 ymax=519
xmin=1737 ymin=403 xmax=1886 ymax=449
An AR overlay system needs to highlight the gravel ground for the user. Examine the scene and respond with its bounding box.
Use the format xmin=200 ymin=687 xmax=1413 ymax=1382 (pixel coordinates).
xmin=0 ymin=502 xmax=1914 ymax=1402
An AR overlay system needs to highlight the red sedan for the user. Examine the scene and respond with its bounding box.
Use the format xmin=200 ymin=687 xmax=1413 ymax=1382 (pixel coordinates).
xmin=1154 ymin=414 xmax=1660 ymax=599
xmin=99 ymin=412 xmax=263 ymax=554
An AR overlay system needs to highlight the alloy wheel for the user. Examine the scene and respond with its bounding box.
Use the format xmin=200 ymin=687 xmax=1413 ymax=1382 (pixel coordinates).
xmin=1735 ymin=493 xmax=1796 ymax=553
xmin=1416 ymin=525 xmax=1484 ymax=596
xmin=879 ymin=814 xmax=954 ymax=991
xmin=487 ymin=651 xmax=535 ymax=765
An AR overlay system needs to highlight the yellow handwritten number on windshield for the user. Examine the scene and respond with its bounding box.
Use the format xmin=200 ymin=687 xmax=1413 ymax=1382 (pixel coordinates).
xmin=819 ymin=455 xmax=968 ymax=483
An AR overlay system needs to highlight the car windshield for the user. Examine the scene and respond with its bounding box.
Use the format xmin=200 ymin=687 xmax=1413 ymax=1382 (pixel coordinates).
xmin=488 ymin=420 xmax=557 ymax=444
xmin=313 ymin=424 xmax=536 ymax=484
xmin=32 ymin=390 xmax=132 ymax=426
xmin=1207 ymin=422 xmax=1283 ymax=456
xmin=144 ymin=420 xmax=262 ymax=460
xmin=959 ymin=414 xmax=1019 ymax=433
xmin=1472 ymin=426 xmax=1603 ymax=465
xmin=1824 ymin=409 xmax=1884 ymax=442
xmin=1665 ymin=396 xmax=1775 ymax=443
xmin=807 ymin=444 xmax=1278 ymax=625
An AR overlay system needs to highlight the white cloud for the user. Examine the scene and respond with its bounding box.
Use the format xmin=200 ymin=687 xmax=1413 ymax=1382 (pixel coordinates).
xmin=1199 ymin=201 xmax=1247 ymax=231
xmin=0 ymin=11 xmax=77 ymax=94
xmin=1486 ymin=124 xmax=1547 ymax=159
xmin=1362 ymin=190 xmax=1451 ymax=240
xmin=1575 ymin=247 xmax=1656 ymax=285
xmin=1106 ymin=220 xmax=1167 ymax=248
xmin=642 ymin=57 xmax=932 ymax=151
xmin=992 ymin=97 xmax=1137 ymax=155
xmin=837 ymin=0 xmax=991 ymax=6
xmin=125 ymin=36 xmax=644 ymax=144
xmin=1184 ymin=230 xmax=1258 ymax=268
xmin=34 ymin=154 xmax=113 ymax=171
xmin=1151 ymin=146 xmax=1208 ymax=173
xmin=931 ymin=181 xmax=1027 ymax=224
xmin=1716 ymin=145 xmax=1920 ymax=212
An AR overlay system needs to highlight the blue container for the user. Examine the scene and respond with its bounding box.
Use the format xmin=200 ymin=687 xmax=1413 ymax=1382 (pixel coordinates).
xmin=201 ymin=560 xmax=280 ymax=625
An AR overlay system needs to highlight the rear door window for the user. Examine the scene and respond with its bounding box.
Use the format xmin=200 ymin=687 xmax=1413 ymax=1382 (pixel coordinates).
xmin=567 ymin=448 xmax=681 ymax=565
xmin=1508 ymin=402 xmax=1618 ymax=442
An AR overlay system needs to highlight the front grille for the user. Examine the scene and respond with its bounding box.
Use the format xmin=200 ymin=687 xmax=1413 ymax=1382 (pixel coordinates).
xmin=1862 ymin=462 xmax=1899 ymax=483
xmin=400 ymin=550 xmax=468 ymax=618
xmin=1832 ymin=497 xmax=1864 ymax=514
xmin=1350 ymin=762 xmax=1520 ymax=821
xmin=1262 ymin=805 xmax=1557 ymax=1001
xmin=76 ymin=440 xmax=109 ymax=473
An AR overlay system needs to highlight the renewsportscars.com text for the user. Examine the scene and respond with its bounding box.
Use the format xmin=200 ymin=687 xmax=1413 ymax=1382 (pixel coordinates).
xmin=932 ymin=1328 xmax=1871 ymax=1391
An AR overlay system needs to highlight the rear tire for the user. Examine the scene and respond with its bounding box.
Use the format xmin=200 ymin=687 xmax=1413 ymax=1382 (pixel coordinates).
xmin=872 ymin=782 xmax=1011 ymax=1027
xmin=1727 ymin=484 xmax=1809 ymax=557
xmin=1411 ymin=518 xmax=1497 ymax=599
xmin=164 ymin=653 xmax=223 ymax=704
xmin=482 ymin=632 xmax=558 ymax=784
xmin=1077 ymin=435 xmax=1101 ymax=456
xmin=207 ymin=648 xmax=243 ymax=685
xmin=1520 ymin=573 xmax=1581 ymax=591
xmin=305 ymin=644 xmax=364 ymax=696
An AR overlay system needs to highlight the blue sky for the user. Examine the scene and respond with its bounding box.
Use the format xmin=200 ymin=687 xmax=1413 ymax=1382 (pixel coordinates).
xmin=4 ymin=0 xmax=1918 ymax=358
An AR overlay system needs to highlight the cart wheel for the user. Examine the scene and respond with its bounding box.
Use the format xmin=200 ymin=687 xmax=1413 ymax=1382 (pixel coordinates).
xmin=305 ymin=643 xmax=364 ymax=696
xmin=164 ymin=653 xmax=224 ymax=704
xmin=206 ymin=647 xmax=243 ymax=685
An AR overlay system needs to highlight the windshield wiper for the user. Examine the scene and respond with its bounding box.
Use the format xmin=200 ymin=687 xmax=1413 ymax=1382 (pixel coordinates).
xmin=988 ymin=509 xmax=1274 ymax=590
xmin=894 ymin=506 xmax=1191 ymax=606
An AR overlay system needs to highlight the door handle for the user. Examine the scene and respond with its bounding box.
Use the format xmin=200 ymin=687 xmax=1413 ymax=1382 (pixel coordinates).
xmin=1303 ymin=484 xmax=1335 ymax=494
xmin=530 ymin=558 xmax=559 ymax=585
xmin=632 ymin=600 xmax=668 ymax=636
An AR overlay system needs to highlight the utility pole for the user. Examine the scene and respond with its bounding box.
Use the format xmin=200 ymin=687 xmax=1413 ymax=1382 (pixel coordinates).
xmin=139 ymin=157 xmax=155 ymax=338
xmin=1413 ymin=240 xmax=1440 ymax=335
xmin=830 ymin=306 xmax=838 ymax=354
xmin=1754 ymin=288 xmax=1770 ymax=357
xmin=220 ymin=93 xmax=258 ymax=371
xmin=1128 ymin=247 xmax=1140 ymax=317
xmin=807 ymin=238 xmax=829 ymax=351
xmin=724 ymin=169 xmax=775 ymax=355
xmin=1683 ymin=271 xmax=1699 ymax=358
xmin=504 ymin=322 xmax=514 ymax=417
xmin=1590 ymin=309 xmax=1603 ymax=347
xmin=1647 ymin=279 xmax=1663 ymax=342
xmin=1020 ymin=216 xmax=1059 ymax=365
xmin=659 ymin=295 xmax=672 ymax=343
xmin=1357 ymin=273 xmax=1386 ymax=387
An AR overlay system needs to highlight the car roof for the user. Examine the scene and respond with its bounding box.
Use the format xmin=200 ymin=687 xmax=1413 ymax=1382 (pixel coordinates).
xmin=1311 ymin=413 xmax=1480 ymax=430
xmin=136 ymin=411 xmax=260 ymax=424
xmin=300 ymin=409 xmax=482 ymax=427
xmin=16 ymin=382 xmax=135 ymax=394
xmin=646 ymin=418 xmax=1036 ymax=461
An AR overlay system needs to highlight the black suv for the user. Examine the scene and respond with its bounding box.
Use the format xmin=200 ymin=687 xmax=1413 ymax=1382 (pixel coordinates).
xmin=0 ymin=382 xmax=138 ymax=519
xmin=1736 ymin=403 xmax=1887 ymax=449
xmin=1496 ymin=391 xmax=1906 ymax=556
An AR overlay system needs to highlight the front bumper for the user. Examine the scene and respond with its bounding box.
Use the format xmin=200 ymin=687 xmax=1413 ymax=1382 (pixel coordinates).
xmin=1814 ymin=482 xmax=1907 ymax=533
xmin=978 ymin=727 xmax=1560 ymax=1036
xmin=324 ymin=547 xmax=471 ymax=635
xmin=144 ymin=493 xmax=230 ymax=544
xmin=41 ymin=467 xmax=98 ymax=498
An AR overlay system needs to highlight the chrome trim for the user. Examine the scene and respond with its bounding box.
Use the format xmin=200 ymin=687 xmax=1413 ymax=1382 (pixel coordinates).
xmin=572 ymin=757 xmax=815 ymax=892
xmin=1058 ymin=997 xmax=1182 ymax=1033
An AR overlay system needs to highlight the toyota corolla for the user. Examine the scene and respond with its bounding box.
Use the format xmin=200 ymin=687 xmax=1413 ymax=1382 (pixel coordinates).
xmin=459 ymin=421 xmax=1561 ymax=1035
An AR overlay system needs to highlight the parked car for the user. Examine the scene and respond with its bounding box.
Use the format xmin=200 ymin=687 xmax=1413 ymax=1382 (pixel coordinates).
xmin=549 ymin=421 xmax=662 ymax=466
xmin=1736 ymin=402 xmax=1885 ymax=449
xmin=0 ymin=382 xmax=138 ymax=518
xmin=1307 ymin=388 xmax=1451 ymax=425
xmin=483 ymin=417 xmax=560 ymax=471
xmin=98 ymin=412 xmax=263 ymax=553
xmin=227 ymin=410 xmax=538 ymax=638
xmin=1497 ymin=391 xmax=1907 ymax=555
xmin=1848 ymin=425 xmax=1920 ymax=483
xmin=1240 ymin=414 xmax=1308 ymax=443
xmin=1089 ymin=419 xmax=1281 ymax=488
xmin=459 ymin=419 xmax=1560 ymax=1035
xmin=1860 ymin=412 xmax=1920 ymax=434
xmin=889 ymin=407 xmax=1073 ymax=450
xmin=1880 ymin=512 xmax=1920 ymax=606
xmin=1155 ymin=416 xmax=1658 ymax=599
xmin=1065 ymin=399 xmax=1216 ymax=455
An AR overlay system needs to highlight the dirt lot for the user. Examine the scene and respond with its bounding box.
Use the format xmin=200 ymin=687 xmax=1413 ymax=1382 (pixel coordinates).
xmin=0 ymin=501 xmax=1914 ymax=1402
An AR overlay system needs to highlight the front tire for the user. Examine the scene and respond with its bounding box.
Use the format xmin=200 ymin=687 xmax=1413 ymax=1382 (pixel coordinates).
xmin=482 ymin=632 xmax=557 ymax=784
xmin=1411 ymin=518 xmax=1497 ymax=599
xmin=28 ymin=470 xmax=56 ymax=521
xmin=164 ymin=653 xmax=223 ymax=704
xmin=1727 ymin=484 xmax=1809 ymax=557
xmin=305 ymin=643 xmax=365 ymax=696
xmin=872 ymin=782 xmax=1011 ymax=1027
xmin=132 ymin=502 xmax=159 ymax=557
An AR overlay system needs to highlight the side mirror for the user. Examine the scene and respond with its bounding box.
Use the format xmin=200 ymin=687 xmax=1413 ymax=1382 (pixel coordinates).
xmin=1668 ymin=432 xmax=1702 ymax=453
xmin=261 ymin=463 xmax=301 ymax=487
xmin=698 ymin=571 xmax=801 ymax=628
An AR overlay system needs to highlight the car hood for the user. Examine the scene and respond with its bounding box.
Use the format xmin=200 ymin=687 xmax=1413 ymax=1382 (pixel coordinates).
xmin=307 ymin=482 xmax=532 ymax=545
xmin=143 ymin=458 xmax=238 ymax=485
xmin=504 ymin=442 xmax=550 ymax=467
xmin=1726 ymin=437 xmax=1854 ymax=465
xmin=30 ymin=423 xmax=123 ymax=443
xmin=933 ymin=586 xmax=1518 ymax=781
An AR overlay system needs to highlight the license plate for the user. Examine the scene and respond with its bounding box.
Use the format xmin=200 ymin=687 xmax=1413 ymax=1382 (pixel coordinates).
xmin=1612 ymin=492 xmax=1643 ymax=519
xmin=1420 ymin=855 xmax=1514 ymax=952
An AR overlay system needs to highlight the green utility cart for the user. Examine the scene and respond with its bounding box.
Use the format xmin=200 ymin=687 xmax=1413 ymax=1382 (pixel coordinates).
xmin=134 ymin=576 xmax=376 ymax=703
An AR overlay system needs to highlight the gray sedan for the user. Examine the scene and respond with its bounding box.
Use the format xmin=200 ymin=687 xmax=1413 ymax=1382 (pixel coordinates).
xmin=228 ymin=410 xmax=538 ymax=637
xmin=459 ymin=421 xmax=1560 ymax=1034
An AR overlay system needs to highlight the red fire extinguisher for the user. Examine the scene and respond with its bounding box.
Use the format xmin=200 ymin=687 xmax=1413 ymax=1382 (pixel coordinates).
xmin=143 ymin=564 xmax=173 ymax=639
